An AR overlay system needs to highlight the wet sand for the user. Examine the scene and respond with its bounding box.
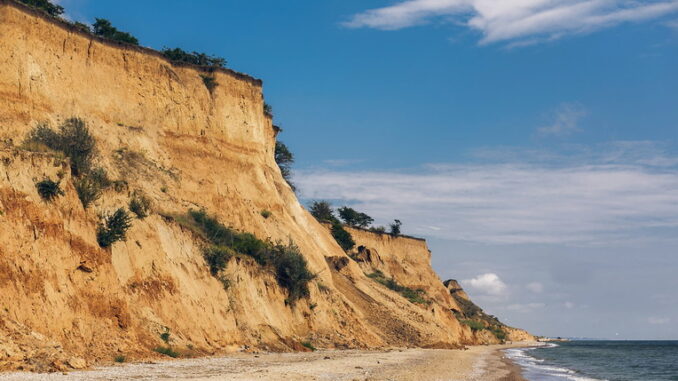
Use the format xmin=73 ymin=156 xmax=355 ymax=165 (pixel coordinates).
xmin=0 ymin=342 xmax=536 ymax=380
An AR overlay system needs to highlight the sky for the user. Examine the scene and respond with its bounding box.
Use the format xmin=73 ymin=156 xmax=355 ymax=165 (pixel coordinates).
xmin=59 ymin=0 xmax=678 ymax=340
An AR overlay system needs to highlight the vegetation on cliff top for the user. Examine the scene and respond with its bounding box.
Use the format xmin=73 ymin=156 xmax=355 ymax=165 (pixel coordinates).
xmin=17 ymin=0 xmax=63 ymax=16
xmin=92 ymin=18 xmax=139 ymax=45
xmin=162 ymin=48 xmax=227 ymax=68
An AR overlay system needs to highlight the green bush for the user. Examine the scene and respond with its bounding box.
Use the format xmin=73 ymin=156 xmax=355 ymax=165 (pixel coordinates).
xmin=369 ymin=226 xmax=386 ymax=234
xmin=367 ymin=271 xmax=430 ymax=305
xmin=72 ymin=21 xmax=91 ymax=33
xmin=25 ymin=118 xmax=96 ymax=176
xmin=202 ymin=246 xmax=234 ymax=275
xmin=200 ymin=75 xmax=218 ymax=92
xmin=331 ymin=222 xmax=355 ymax=251
xmin=260 ymin=210 xmax=272 ymax=219
xmin=129 ymin=193 xmax=151 ymax=219
xmin=93 ymin=18 xmax=139 ymax=45
xmin=153 ymin=346 xmax=179 ymax=358
xmin=160 ymin=331 xmax=170 ymax=344
xmin=36 ymin=178 xmax=64 ymax=201
xmin=17 ymin=0 xmax=64 ymax=16
xmin=97 ymin=208 xmax=132 ymax=248
xmin=460 ymin=319 xmax=486 ymax=332
xmin=269 ymin=242 xmax=316 ymax=302
xmin=74 ymin=175 xmax=102 ymax=208
xmin=183 ymin=209 xmax=315 ymax=302
xmin=162 ymin=48 xmax=226 ymax=68
xmin=490 ymin=326 xmax=507 ymax=341
xmin=301 ymin=341 xmax=316 ymax=351
xmin=113 ymin=355 xmax=126 ymax=363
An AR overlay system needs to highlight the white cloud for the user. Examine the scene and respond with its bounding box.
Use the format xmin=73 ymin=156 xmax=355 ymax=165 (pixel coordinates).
xmin=526 ymin=282 xmax=544 ymax=293
xmin=648 ymin=317 xmax=671 ymax=324
xmin=463 ymin=273 xmax=507 ymax=295
xmin=505 ymin=302 xmax=546 ymax=312
xmin=537 ymin=103 xmax=587 ymax=137
xmin=296 ymin=141 xmax=678 ymax=245
xmin=564 ymin=301 xmax=576 ymax=309
xmin=345 ymin=0 xmax=678 ymax=45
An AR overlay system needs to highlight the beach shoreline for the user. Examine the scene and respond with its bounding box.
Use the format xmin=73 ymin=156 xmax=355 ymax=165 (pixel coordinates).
xmin=0 ymin=342 xmax=539 ymax=380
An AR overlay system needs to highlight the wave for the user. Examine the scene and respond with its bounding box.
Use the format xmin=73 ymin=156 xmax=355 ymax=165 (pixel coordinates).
xmin=504 ymin=346 xmax=606 ymax=381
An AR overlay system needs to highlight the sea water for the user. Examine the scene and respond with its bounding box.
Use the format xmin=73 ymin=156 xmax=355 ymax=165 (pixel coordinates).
xmin=504 ymin=341 xmax=678 ymax=381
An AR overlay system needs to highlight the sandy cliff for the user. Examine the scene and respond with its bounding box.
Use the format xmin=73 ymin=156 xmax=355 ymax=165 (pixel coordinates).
xmin=0 ymin=0 xmax=530 ymax=371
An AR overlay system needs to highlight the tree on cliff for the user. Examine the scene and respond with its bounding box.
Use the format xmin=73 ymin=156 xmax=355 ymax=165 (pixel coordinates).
xmin=389 ymin=219 xmax=402 ymax=236
xmin=275 ymin=141 xmax=295 ymax=191
xmin=309 ymin=201 xmax=336 ymax=223
xmin=18 ymin=0 xmax=64 ymax=17
xmin=93 ymin=18 xmax=139 ymax=45
xmin=338 ymin=206 xmax=374 ymax=229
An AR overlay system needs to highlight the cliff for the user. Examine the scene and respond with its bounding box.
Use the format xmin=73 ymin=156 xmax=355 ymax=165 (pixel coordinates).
xmin=0 ymin=0 xmax=530 ymax=371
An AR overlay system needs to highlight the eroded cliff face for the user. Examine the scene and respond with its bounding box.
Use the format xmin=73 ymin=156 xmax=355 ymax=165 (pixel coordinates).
xmin=0 ymin=0 xmax=530 ymax=371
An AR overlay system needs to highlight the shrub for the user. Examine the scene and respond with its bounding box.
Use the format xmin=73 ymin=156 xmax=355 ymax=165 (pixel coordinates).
xmin=264 ymin=103 xmax=273 ymax=117
xmin=113 ymin=355 xmax=126 ymax=363
xmin=460 ymin=320 xmax=486 ymax=332
xmin=200 ymin=75 xmax=218 ymax=92
xmin=301 ymin=341 xmax=316 ymax=351
xmin=74 ymin=176 xmax=102 ymax=208
xmin=269 ymin=242 xmax=316 ymax=302
xmin=275 ymin=141 xmax=295 ymax=191
xmin=338 ymin=206 xmax=374 ymax=228
xmin=88 ymin=167 xmax=111 ymax=188
xmin=153 ymin=346 xmax=179 ymax=358
xmin=93 ymin=18 xmax=139 ymax=45
xmin=25 ymin=118 xmax=96 ymax=176
xmin=162 ymin=48 xmax=227 ymax=68
xmin=202 ymin=246 xmax=234 ymax=275
xmin=331 ymin=222 xmax=355 ymax=251
xmin=367 ymin=271 xmax=430 ymax=305
xmin=129 ymin=193 xmax=151 ymax=219
xmin=17 ymin=0 xmax=64 ymax=16
xmin=160 ymin=331 xmax=170 ymax=344
xmin=309 ymin=200 xmax=336 ymax=223
xmin=369 ymin=226 xmax=386 ymax=234
xmin=260 ymin=210 xmax=272 ymax=219
xmin=72 ymin=21 xmax=91 ymax=33
xmin=389 ymin=219 xmax=402 ymax=236
xmin=36 ymin=179 xmax=64 ymax=201
xmin=183 ymin=209 xmax=315 ymax=302
xmin=490 ymin=326 xmax=507 ymax=342
xmin=97 ymin=208 xmax=133 ymax=248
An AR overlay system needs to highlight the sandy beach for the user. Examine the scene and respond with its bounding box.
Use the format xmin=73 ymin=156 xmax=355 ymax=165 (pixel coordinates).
xmin=0 ymin=342 xmax=537 ymax=381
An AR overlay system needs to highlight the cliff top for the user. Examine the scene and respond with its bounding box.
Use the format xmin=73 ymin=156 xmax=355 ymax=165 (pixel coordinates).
xmin=0 ymin=0 xmax=263 ymax=87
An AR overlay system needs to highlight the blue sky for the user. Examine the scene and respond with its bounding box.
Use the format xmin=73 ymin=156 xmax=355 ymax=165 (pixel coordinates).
xmin=60 ymin=0 xmax=678 ymax=339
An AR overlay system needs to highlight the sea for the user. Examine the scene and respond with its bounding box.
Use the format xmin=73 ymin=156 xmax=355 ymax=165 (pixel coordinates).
xmin=504 ymin=341 xmax=678 ymax=381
